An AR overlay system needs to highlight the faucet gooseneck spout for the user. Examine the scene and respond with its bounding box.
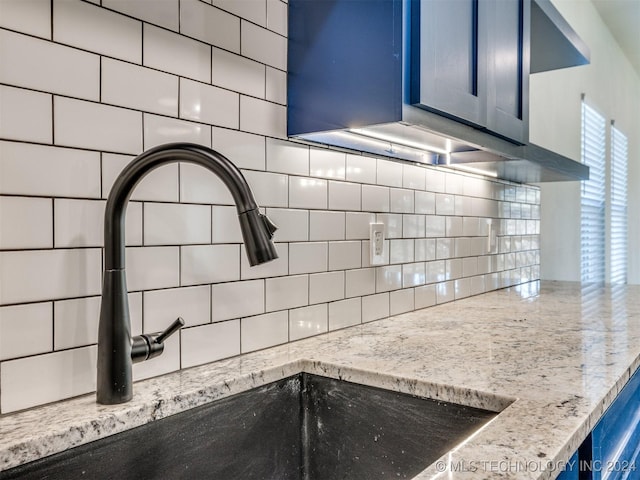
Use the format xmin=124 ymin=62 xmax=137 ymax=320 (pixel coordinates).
xmin=97 ymin=143 xmax=278 ymax=405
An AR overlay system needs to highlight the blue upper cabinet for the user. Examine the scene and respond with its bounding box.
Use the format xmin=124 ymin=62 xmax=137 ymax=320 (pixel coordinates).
xmin=288 ymin=0 xmax=590 ymax=183
xmin=410 ymin=0 xmax=530 ymax=144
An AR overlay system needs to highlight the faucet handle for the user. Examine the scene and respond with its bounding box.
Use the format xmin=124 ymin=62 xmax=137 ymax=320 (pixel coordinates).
xmin=260 ymin=213 xmax=278 ymax=239
xmin=131 ymin=317 xmax=185 ymax=363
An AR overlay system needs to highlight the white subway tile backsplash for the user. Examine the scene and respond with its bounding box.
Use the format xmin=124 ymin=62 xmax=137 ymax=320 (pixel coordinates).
xmin=213 ymin=0 xmax=266 ymax=27
xmin=309 ymin=271 xmax=344 ymax=304
xmin=289 ymin=242 xmax=327 ymax=275
xmin=241 ymin=311 xmax=288 ymax=353
xmin=310 ymin=149 xmax=346 ymax=180
xmin=424 ymin=169 xmax=446 ymax=192
xmin=212 ymin=48 xmax=264 ymax=98
xmin=436 ymin=281 xmax=455 ymax=304
xmin=0 ymin=196 xmax=52 ymax=250
xmin=403 ymin=164 xmax=426 ymax=190
xmin=470 ymin=276 xmax=486 ymax=296
xmin=55 ymin=97 xmax=142 ymax=154
xmin=144 ymin=203 xmax=211 ymax=246
xmin=376 ymin=213 xmax=402 ymax=238
xmin=310 ymin=211 xmax=345 ymax=241
xmin=181 ymin=320 xmax=240 ymax=368
xmin=144 ymin=24 xmax=211 ymax=83
xmin=329 ymin=298 xmax=361 ymax=331
xmin=102 ymin=154 xmax=179 ymax=203
xmin=266 ymin=66 xmax=287 ymax=105
xmin=241 ymin=20 xmax=286 ymax=70
xmin=446 ymin=217 xmax=463 ymax=237
xmin=213 ymin=128 xmax=265 ymax=170
xmin=1 ymin=345 xmax=97 ymax=413
xmin=328 ymin=181 xmax=361 ymax=211
xmin=126 ymin=246 xmax=180 ymax=291
xmin=390 ymin=239 xmax=414 ymax=264
xmin=390 ymin=289 xmax=414 ymax=316
xmin=345 ymin=268 xmax=376 ymax=298
xmin=144 ymin=285 xmax=210 ymax=331
xmin=403 ymin=214 xmax=426 ymax=238
xmin=376 ymin=159 xmax=402 ymax=187
xmin=345 ymin=212 xmax=376 ymax=240
xmin=435 ymin=194 xmax=455 ymax=215
xmin=181 ymin=244 xmax=239 ymax=286
xmin=212 ymin=280 xmax=265 ymax=322
xmin=103 ymin=0 xmax=179 ymax=31
xmin=328 ymin=241 xmax=361 ymax=271
xmin=266 ymin=275 xmax=308 ymax=311
xmin=376 ymin=265 xmax=402 ymax=293
xmin=54 ymin=198 xmax=141 ymax=248
xmin=362 ymin=293 xmax=389 ymax=322
xmin=436 ymin=238 xmax=453 ymax=260
xmin=0 ymin=249 xmax=101 ymax=305
xmin=102 ymin=58 xmax=178 ymax=116
xmin=446 ymin=258 xmax=463 ymax=280
xmin=181 ymin=0 xmax=240 ymax=53
xmin=53 ymin=0 xmax=141 ymax=63
xmin=266 ymin=138 xmax=309 ymax=176
xmin=212 ymin=205 xmax=243 ymax=243
xmin=390 ymin=189 xmax=414 ymax=213
xmin=402 ymin=262 xmax=426 ymax=288
xmin=240 ymin=96 xmax=286 ymax=138
xmin=180 ymin=164 xmax=233 ymax=205
xmin=463 ymin=257 xmax=478 ymax=277
xmin=426 ymin=260 xmax=446 ymax=284
xmin=0 ymin=85 xmax=52 ymax=143
xmin=289 ymin=177 xmax=327 ymax=210
xmin=415 ymin=238 xmax=436 ymax=262
xmin=265 ymin=208 xmax=308 ymax=242
xmin=0 ymin=303 xmax=52 ymax=361
xmin=52 ymin=296 xmax=102 ymax=351
xmin=346 ymin=154 xmax=376 ymax=184
xmin=267 ymin=0 xmax=288 ymax=35
xmin=244 ymin=170 xmax=289 ymax=208
xmin=414 ymin=284 xmax=436 ymax=309
xmin=0 ymin=0 xmax=51 ymax=39
xmin=0 ymin=30 xmax=99 ymax=101
xmin=240 ymin=243 xmax=288 ymax=279
xmin=144 ymin=114 xmax=211 ymax=150
xmin=361 ymin=185 xmax=389 ymax=213
xmin=290 ymin=304 xmax=327 ymax=341
xmin=425 ymin=215 xmax=446 ymax=237
xmin=455 ymin=278 xmax=471 ymax=300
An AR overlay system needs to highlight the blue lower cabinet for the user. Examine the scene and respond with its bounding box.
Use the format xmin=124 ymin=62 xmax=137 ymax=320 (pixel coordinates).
xmin=556 ymin=451 xmax=579 ymax=480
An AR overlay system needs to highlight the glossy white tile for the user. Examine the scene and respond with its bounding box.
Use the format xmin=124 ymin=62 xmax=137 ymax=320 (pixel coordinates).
xmin=362 ymin=292 xmax=389 ymax=322
xmin=463 ymin=257 xmax=479 ymax=277
xmin=0 ymin=346 xmax=96 ymax=413
xmin=181 ymin=0 xmax=240 ymax=52
xmin=181 ymin=244 xmax=239 ymax=286
xmin=103 ymin=0 xmax=178 ymax=31
xmin=402 ymin=262 xmax=426 ymax=288
xmin=390 ymin=239 xmax=414 ymax=264
xmin=402 ymin=164 xmax=426 ymax=190
xmin=329 ymin=298 xmax=361 ymax=331
xmin=266 ymin=66 xmax=287 ymax=105
xmin=266 ymin=138 xmax=309 ymax=176
xmin=376 ymin=265 xmax=402 ymax=293
xmin=310 ymin=149 xmax=346 ymax=180
xmin=212 ymin=205 xmax=243 ymax=244
xmin=0 ymin=197 xmax=52 ymax=250
xmin=425 ymin=215 xmax=446 ymax=237
xmin=243 ymin=170 xmax=288 ymax=208
xmin=102 ymin=58 xmax=178 ymax=116
xmin=54 ymin=97 xmax=142 ymax=154
xmin=346 ymin=154 xmax=376 ymax=184
xmin=53 ymin=296 xmax=100 ymax=350
xmin=345 ymin=212 xmax=376 ymax=240
xmin=240 ymin=311 xmax=288 ymax=353
xmin=402 ymin=214 xmax=426 ymax=238
xmin=390 ymin=289 xmax=414 ymax=316
xmin=446 ymin=258 xmax=463 ymax=280
xmin=144 ymin=114 xmax=211 ymax=150
xmin=414 ymin=284 xmax=436 ymax=309
xmin=376 ymin=159 xmax=402 ymax=187
xmin=212 ymin=48 xmax=264 ymax=97
xmin=426 ymin=260 xmax=446 ymax=284
xmin=289 ymin=177 xmax=327 ymax=210
xmin=309 ymin=271 xmax=344 ymax=304
xmin=390 ymin=188 xmax=414 ymax=213
xmin=213 ymin=0 xmax=266 ymax=27
xmin=289 ymin=242 xmax=328 ymax=275
xmin=240 ymin=96 xmax=286 ymax=138
xmin=54 ymin=0 xmax=141 ymax=63
xmin=0 ymin=249 xmax=101 ymax=305
xmin=361 ymin=185 xmax=389 ymax=213
xmin=126 ymin=246 xmax=180 ymax=291
xmin=328 ymin=241 xmax=361 ymax=271
xmin=213 ymin=128 xmax=265 ymax=170
xmin=266 ymin=0 xmax=287 ymax=35
xmin=435 ymin=194 xmax=455 ymax=215
xmin=144 ymin=24 xmax=211 ymax=83
xmin=446 ymin=216 xmax=463 ymax=237
xmin=345 ymin=268 xmax=376 ymax=298
xmin=264 ymin=208 xmax=308 ymax=242
xmin=0 ymin=29 xmax=99 ymax=100
xmin=144 ymin=203 xmax=210 ymax=245
xmin=415 ymin=238 xmax=436 ymax=262
xmin=424 ymin=169 xmax=446 ymax=192
xmin=212 ymin=279 xmax=265 ymax=322
xmin=241 ymin=20 xmax=286 ymax=70
xmin=436 ymin=238 xmax=453 ymax=260
xmin=310 ymin=211 xmax=345 ymax=241
xmin=0 ymin=85 xmax=51 ymax=143
xmin=180 ymin=164 xmax=233 ymax=205
xmin=265 ymin=275 xmax=308 ymax=312
xmin=144 ymin=285 xmax=210 ymax=331
xmin=470 ymin=275 xmax=486 ymax=296
xmin=240 ymin=243 xmax=288 ymax=279
xmin=376 ymin=213 xmax=402 ymax=238
xmin=455 ymin=277 xmax=472 ymax=299
xmin=0 ymin=0 xmax=51 ymax=39
xmin=436 ymin=280 xmax=455 ymax=304
xmin=0 ymin=303 xmax=52 ymax=361
xmin=181 ymin=320 xmax=240 ymax=368
xmin=289 ymin=304 xmax=328 ymax=341
xmin=328 ymin=181 xmax=361 ymax=211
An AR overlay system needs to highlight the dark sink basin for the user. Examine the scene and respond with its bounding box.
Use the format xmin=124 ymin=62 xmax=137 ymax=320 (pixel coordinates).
xmin=0 ymin=374 xmax=496 ymax=480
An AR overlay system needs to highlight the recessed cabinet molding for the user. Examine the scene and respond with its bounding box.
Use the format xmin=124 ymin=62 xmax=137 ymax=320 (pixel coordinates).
xmin=288 ymin=0 xmax=590 ymax=184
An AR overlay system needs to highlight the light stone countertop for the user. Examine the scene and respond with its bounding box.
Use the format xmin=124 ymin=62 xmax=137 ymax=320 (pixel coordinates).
xmin=2 ymin=280 xmax=640 ymax=479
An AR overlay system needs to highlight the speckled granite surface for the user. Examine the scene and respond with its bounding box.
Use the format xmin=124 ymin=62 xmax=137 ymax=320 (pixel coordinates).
xmin=2 ymin=281 xmax=640 ymax=479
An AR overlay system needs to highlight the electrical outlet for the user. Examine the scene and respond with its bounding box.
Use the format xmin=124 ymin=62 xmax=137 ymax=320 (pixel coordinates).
xmin=370 ymin=222 xmax=386 ymax=265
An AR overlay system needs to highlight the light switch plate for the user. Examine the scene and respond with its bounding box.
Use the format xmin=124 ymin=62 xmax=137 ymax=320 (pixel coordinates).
xmin=370 ymin=222 xmax=386 ymax=265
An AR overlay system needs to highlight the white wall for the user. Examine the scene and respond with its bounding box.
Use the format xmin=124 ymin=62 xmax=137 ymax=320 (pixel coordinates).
xmin=531 ymin=0 xmax=640 ymax=283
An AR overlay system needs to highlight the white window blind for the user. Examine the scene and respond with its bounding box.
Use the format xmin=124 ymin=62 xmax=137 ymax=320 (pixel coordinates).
xmin=610 ymin=124 xmax=628 ymax=284
xmin=580 ymin=101 xmax=606 ymax=283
